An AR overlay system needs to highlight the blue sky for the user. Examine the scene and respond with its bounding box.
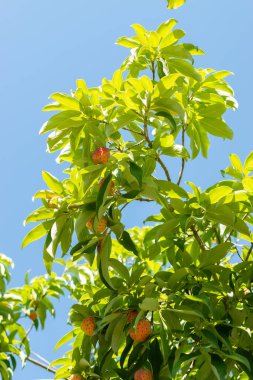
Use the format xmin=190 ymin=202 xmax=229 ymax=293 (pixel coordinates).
xmin=1 ymin=0 xmax=252 ymax=379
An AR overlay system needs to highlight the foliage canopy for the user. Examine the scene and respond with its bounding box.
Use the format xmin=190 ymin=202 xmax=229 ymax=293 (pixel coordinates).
xmin=1 ymin=2 xmax=253 ymax=380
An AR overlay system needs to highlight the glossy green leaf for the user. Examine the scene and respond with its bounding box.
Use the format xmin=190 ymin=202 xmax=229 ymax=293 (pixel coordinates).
xmin=199 ymin=242 xmax=233 ymax=267
xmin=167 ymin=0 xmax=186 ymax=9
xmin=140 ymin=297 xmax=159 ymax=311
xmin=111 ymin=316 xmax=127 ymax=353
xmin=118 ymin=231 xmax=139 ymax=256
xmin=200 ymin=118 xmax=233 ymax=139
xmin=40 ymin=110 xmax=83 ymax=134
xmin=169 ymin=59 xmax=201 ymax=81
xmin=22 ymin=221 xmax=53 ymax=248
xmin=54 ymin=330 xmax=75 ymax=351
xmin=42 ymin=171 xmax=64 ymax=194
xmin=99 ymin=234 xmax=116 ymax=290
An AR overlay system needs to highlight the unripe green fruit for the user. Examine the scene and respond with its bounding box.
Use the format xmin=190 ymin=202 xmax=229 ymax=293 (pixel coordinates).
xmin=79 ymin=358 xmax=89 ymax=369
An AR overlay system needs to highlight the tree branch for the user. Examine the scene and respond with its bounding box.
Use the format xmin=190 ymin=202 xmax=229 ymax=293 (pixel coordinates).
xmin=26 ymin=356 xmax=56 ymax=374
xmin=177 ymin=126 xmax=186 ymax=185
xmin=31 ymin=351 xmax=51 ymax=366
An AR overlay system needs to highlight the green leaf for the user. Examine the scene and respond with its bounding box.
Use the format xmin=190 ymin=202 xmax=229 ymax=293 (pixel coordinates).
xmin=169 ymin=59 xmax=201 ymax=82
xmin=156 ymin=180 xmax=189 ymax=199
xmin=96 ymin=173 xmax=112 ymax=218
xmin=198 ymin=104 xmax=226 ymax=118
xmin=152 ymin=98 xmax=185 ymax=120
xmin=117 ymin=37 xmax=140 ymax=48
xmin=129 ymin=161 xmax=143 ymax=188
xmin=118 ymin=231 xmax=139 ymax=256
xmin=166 ymin=268 xmax=190 ymax=290
xmin=160 ymin=30 xmax=186 ymax=49
xmin=208 ymin=186 xmax=233 ymax=203
xmin=157 ymin=19 xmax=178 ymax=37
xmin=140 ymin=298 xmax=159 ymax=311
xmin=200 ymin=118 xmax=233 ymax=139
xmin=43 ymin=232 xmax=53 ymax=273
xmin=42 ymin=171 xmax=64 ymax=194
xmin=155 ymin=219 xmax=180 ymax=241
xmin=40 ymin=110 xmax=83 ymax=134
xmin=224 ymin=353 xmax=250 ymax=370
xmin=161 ymin=144 xmax=190 ymax=159
xmin=160 ymin=135 xmax=174 ymax=148
xmin=61 ymin=218 xmax=74 ymax=255
xmin=24 ymin=207 xmax=55 ymax=224
xmin=230 ymin=154 xmax=243 ymax=172
xmin=162 ymin=45 xmax=193 ymax=62
xmin=167 ymin=0 xmax=186 ymax=9
xmin=207 ymin=205 xmax=250 ymax=235
xmin=98 ymin=234 xmax=116 ymax=290
xmin=49 ymin=92 xmax=80 ymax=111
xmin=148 ymin=339 xmax=163 ymax=380
xmin=109 ymin=258 xmax=130 ymax=282
xmin=199 ymin=242 xmax=233 ymax=267
xmin=167 ymin=307 xmax=204 ymax=320
xmin=46 ymin=215 xmax=68 ymax=257
xmin=111 ymin=316 xmax=127 ymax=354
xmin=54 ymin=330 xmax=75 ymax=351
xmin=22 ymin=221 xmax=53 ymax=248
xmin=242 ymin=177 xmax=253 ymax=192
xmin=244 ymin=151 xmax=253 ymax=173
xmin=211 ymin=354 xmax=227 ymax=380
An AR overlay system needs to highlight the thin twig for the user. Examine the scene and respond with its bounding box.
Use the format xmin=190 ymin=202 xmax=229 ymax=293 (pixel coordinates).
xmin=156 ymin=155 xmax=171 ymax=182
xmin=190 ymin=226 xmax=206 ymax=251
xmin=234 ymin=246 xmax=244 ymax=262
xmin=31 ymin=351 xmax=51 ymax=366
xmin=143 ymin=115 xmax=171 ymax=182
xmin=119 ymin=197 xmax=153 ymax=212
xmin=245 ymin=242 xmax=253 ymax=262
xmin=177 ymin=126 xmax=185 ymax=185
xmin=26 ymin=356 xmax=56 ymax=374
xmin=213 ymin=227 xmax=221 ymax=244
xmin=136 ymin=198 xmax=153 ymax=202
xmin=225 ymin=212 xmax=249 ymax=242
xmin=20 ymin=322 xmax=34 ymax=348
xmin=182 ymin=360 xmax=195 ymax=379
xmin=126 ymin=139 xmax=146 ymax=149
xmin=122 ymin=127 xmax=144 ymax=136
xmin=151 ymin=60 xmax=156 ymax=82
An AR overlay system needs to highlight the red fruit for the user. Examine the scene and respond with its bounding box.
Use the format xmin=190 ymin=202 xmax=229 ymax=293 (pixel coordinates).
xmin=86 ymin=216 xmax=108 ymax=234
xmin=98 ymin=178 xmax=115 ymax=195
xmin=130 ymin=319 xmax=151 ymax=342
xmin=127 ymin=310 xmax=138 ymax=323
xmin=69 ymin=375 xmax=85 ymax=380
xmin=81 ymin=316 xmax=96 ymax=336
xmin=92 ymin=147 xmax=110 ymax=165
xmin=28 ymin=311 xmax=38 ymax=321
xmin=134 ymin=369 xmax=153 ymax=380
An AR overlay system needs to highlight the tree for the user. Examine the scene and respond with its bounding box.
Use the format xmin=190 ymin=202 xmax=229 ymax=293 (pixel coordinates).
xmin=1 ymin=1 xmax=253 ymax=379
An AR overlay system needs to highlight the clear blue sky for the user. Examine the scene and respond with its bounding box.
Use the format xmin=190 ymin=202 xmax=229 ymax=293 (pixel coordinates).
xmin=1 ymin=1 xmax=252 ymax=379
